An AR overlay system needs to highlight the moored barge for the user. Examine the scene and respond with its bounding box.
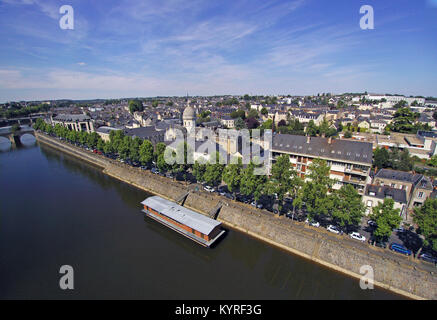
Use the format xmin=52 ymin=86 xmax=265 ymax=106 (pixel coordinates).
xmin=141 ymin=196 xmax=225 ymax=247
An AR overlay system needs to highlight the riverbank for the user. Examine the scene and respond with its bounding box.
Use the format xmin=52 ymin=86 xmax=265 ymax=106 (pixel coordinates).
xmin=35 ymin=132 xmax=437 ymax=300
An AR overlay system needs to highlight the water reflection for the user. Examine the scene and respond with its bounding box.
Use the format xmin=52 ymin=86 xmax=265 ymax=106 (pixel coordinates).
xmin=20 ymin=133 xmax=36 ymax=147
xmin=0 ymin=136 xmax=11 ymax=152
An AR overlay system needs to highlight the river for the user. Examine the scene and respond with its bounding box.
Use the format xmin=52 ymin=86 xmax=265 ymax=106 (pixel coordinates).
xmin=0 ymin=138 xmax=402 ymax=299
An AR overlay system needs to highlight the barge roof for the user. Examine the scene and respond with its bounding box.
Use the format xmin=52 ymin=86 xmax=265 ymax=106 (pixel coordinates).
xmin=141 ymin=196 xmax=221 ymax=235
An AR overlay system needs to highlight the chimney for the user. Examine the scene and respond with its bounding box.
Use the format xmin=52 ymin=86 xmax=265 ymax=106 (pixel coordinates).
xmin=307 ymin=135 xmax=311 ymax=144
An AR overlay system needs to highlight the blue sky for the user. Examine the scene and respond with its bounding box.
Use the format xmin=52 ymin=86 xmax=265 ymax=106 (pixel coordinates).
xmin=0 ymin=0 xmax=437 ymax=102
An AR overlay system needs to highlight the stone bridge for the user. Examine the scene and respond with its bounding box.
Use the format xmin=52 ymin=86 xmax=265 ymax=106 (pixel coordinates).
xmin=0 ymin=125 xmax=35 ymax=146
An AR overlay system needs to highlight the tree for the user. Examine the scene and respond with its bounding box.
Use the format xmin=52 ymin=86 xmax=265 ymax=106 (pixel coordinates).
xmin=277 ymin=120 xmax=287 ymax=127
xmin=261 ymin=107 xmax=268 ymax=116
xmin=344 ymin=130 xmax=352 ymax=138
xmin=370 ymin=199 xmax=402 ymax=241
xmin=413 ymin=198 xmax=437 ymax=256
xmin=193 ymin=161 xmax=206 ymax=183
xmin=245 ymin=117 xmax=259 ymax=129
xmin=222 ymin=158 xmax=243 ymax=195
xmin=240 ymin=162 xmax=267 ymax=202
xmin=260 ymin=119 xmax=273 ymax=130
xmin=139 ymin=139 xmax=154 ymax=165
xmin=128 ymin=100 xmax=143 ymax=114
xmin=234 ymin=117 xmax=247 ymax=130
xmin=329 ymin=185 xmax=365 ymax=231
xmin=203 ymin=152 xmax=224 ymax=187
xmin=294 ymin=159 xmax=333 ymax=220
xmin=86 ymin=132 xmax=100 ymax=149
xmin=154 ymin=142 xmax=167 ymax=161
xmin=231 ymin=109 xmax=246 ymax=120
xmin=306 ymin=120 xmax=318 ymax=136
xmin=373 ymin=147 xmax=390 ymax=169
xmin=129 ymin=136 xmax=142 ymax=162
xmin=266 ymin=155 xmax=299 ymax=212
xmin=118 ymin=136 xmax=132 ymax=160
xmin=157 ymin=153 xmax=169 ymax=172
xmin=391 ymin=107 xmax=419 ymax=133
xmin=247 ymin=109 xmax=259 ymax=119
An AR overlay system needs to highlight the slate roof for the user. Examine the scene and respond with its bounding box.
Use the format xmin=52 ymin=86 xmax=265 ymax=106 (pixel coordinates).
xmin=53 ymin=114 xmax=91 ymax=122
xmin=365 ymin=184 xmax=407 ymax=204
xmin=375 ymin=169 xmax=433 ymax=190
xmin=271 ymin=134 xmax=373 ymax=165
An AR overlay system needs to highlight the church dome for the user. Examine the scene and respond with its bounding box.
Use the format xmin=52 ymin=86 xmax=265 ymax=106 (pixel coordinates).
xmin=183 ymin=105 xmax=196 ymax=120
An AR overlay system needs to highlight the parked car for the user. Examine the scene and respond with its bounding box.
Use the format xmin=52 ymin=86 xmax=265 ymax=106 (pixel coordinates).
xmin=151 ymin=168 xmax=160 ymax=174
xmin=166 ymin=172 xmax=174 ymax=179
xmin=305 ymin=218 xmax=320 ymax=227
xmin=419 ymin=253 xmax=437 ymax=264
xmin=204 ymin=185 xmax=215 ymax=192
xmin=349 ymin=232 xmax=366 ymax=242
xmin=327 ymin=225 xmax=340 ymax=234
xmin=367 ymin=220 xmax=377 ymax=227
xmin=389 ymin=243 xmax=412 ymax=256
xmin=225 ymin=193 xmax=234 ymax=200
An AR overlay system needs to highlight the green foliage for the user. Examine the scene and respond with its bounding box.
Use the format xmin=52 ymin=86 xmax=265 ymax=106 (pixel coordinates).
xmin=247 ymin=109 xmax=259 ymax=119
xmin=277 ymin=119 xmax=305 ymax=135
xmin=260 ymin=119 xmax=273 ymax=130
xmin=373 ymin=147 xmax=414 ymax=172
xmin=294 ymin=159 xmax=333 ymax=219
xmin=390 ymin=107 xmax=426 ymax=133
xmin=370 ymin=199 xmax=402 ymax=241
xmin=230 ymin=109 xmax=246 ymax=120
xmin=329 ymin=185 xmax=365 ymax=230
xmin=193 ymin=161 xmax=207 ymax=183
xmin=413 ymin=198 xmax=437 ymax=252
xmin=222 ymin=158 xmax=243 ymax=194
xmin=154 ymin=142 xmax=167 ymax=161
xmin=234 ymin=117 xmax=247 ymax=130
xmin=139 ymin=140 xmax=154 ymax=165
xmin=266 ymin=155 xmax=302 ymax=211
xmin=3 ymin=103 xmax=52 ymax=119
xmin=260 ymin=107 xmax=268 ymax=116
xmin=240 ymin=162 xmax=267 ymax=202
xmin=128 ymin=100 xmax=144 ymax=114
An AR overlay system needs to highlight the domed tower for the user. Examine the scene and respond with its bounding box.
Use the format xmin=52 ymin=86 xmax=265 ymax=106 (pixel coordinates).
xmin=183 ymin=105 xmax=196 ymax=132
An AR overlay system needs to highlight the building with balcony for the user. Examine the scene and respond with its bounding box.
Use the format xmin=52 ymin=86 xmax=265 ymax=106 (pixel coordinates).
xmin=271 ymin=134 xmax=373 ymax=194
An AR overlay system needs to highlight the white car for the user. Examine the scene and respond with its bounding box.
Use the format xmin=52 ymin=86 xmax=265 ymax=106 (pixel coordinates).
xmin=349 ymin=232 xmax=366 ymax=242
xmin=305 ymin=218 xmax=320 ymax=227
xmin=204 ymin=186 xmax=215 ymax=192
xmin=327 ymin=225 xmax=340 ymax=234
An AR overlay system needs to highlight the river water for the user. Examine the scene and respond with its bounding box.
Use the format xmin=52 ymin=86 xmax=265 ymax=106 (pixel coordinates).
xmin=0 ymin=138 xmax=402 ymax=299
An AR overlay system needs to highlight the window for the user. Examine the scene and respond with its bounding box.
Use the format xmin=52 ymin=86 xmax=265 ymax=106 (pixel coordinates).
xmin=366 ymin=200 xmax=373 ymax=207
xmin=418 ymin=192 xmax=424 ymax=199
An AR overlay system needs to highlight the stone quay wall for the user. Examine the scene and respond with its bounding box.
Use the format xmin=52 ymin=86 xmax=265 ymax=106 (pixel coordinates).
xmin=36 ymin=132 xmax=437 ymax=300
